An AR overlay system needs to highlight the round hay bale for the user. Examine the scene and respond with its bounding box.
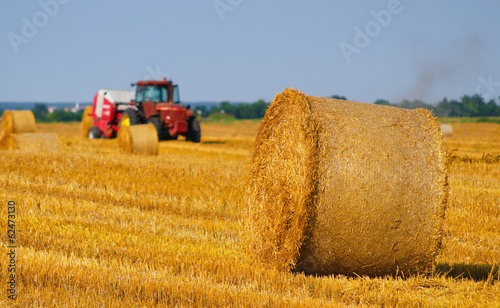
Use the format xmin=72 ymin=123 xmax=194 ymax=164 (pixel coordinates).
xmin=246 ymin=89 xmax=448 ymax=277
xmin=81 ymin=106 xmax=94 ymax=138
xmin=439 ymin=123 xmax=453 ymax=137
xmin=0 ymin=133 xmax=62 ymax=152
xmin=118 ymin=124 xmax=159 ymax=156
xmin=1 ymin=110 xmax=37 ymax=135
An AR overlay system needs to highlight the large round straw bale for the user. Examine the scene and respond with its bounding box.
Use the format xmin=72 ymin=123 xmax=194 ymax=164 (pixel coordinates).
xmin=439 ymin=123 xmax=453 ymax=137
xmin=0 ymin=133 xmax=62 ymax=152
xmin=118 ymin=124 xmax=159 ymax=155
xmin=81 ymin=106 xmax=94 ymax=138
xmin=1 ymin=110 xmax=37 ymax=135
xmin=246 ymin=89 xmax=448 ymax=277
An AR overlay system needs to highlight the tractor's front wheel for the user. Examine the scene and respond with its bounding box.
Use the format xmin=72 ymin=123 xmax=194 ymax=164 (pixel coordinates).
xmin=88 ymin=126 xmax=102 ymax=139
xmin=186 ymin=119 xmax=201 ymax=143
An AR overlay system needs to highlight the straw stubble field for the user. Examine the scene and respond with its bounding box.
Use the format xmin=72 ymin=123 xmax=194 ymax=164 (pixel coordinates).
xmin=1 ymin=119 xmax=499 ymax=307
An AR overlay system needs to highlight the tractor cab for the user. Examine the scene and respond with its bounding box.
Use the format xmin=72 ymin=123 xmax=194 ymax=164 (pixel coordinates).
xmin=134 ymin=78 xmax=180 ymax=105
xmin=131 ymin=78 xmax=182 ymax=122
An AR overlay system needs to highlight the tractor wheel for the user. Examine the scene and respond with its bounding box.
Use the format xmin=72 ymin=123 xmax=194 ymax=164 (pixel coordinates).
xmin=88 ymin=126 xmax=103 ymax=139
xmin=121 ymin=109 xmax=139 ymax=127
xmin=187 ymin=119 xmax=201 ymax=143
xmin=147 ymin=117 xmax=163 ymax=140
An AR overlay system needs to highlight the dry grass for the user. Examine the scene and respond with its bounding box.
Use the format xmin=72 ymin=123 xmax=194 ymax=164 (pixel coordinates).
xmin=0 ymin=119 xmax=498 ymax=307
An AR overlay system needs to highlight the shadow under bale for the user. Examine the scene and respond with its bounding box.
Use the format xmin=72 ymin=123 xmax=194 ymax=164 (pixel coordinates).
xmin=436 ymin=263 xmax=500 ymax=282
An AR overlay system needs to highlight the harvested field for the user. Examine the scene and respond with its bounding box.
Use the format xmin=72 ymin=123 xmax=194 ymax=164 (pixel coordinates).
xmin=0 ymin=118 xmax=499 ymax=307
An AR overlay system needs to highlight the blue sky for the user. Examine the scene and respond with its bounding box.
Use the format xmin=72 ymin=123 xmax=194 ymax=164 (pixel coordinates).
xmin=1 ymin=1 xmax=499 ymax=104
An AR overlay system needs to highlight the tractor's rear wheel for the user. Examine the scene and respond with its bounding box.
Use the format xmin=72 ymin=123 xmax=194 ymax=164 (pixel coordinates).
xmin=187 ymin=119 xmax=201 ymax=143
xmin=88 ymin=126 xmax=102 ymax=139
xmin=121 ymin=109 xmax=139 ymax=127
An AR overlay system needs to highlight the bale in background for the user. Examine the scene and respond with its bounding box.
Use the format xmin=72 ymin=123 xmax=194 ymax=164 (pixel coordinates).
xmin=440 ymin=123 xmax=453 ymax=137
xmin=118 ymin=124 xmax=159 ymax=156
xmin=81 ymin=106 xmax=94 ymax=138
xmin=0 ymin=133 xmax=62 ymax=152
xmin=246 ymin=88 xmax=448 ymax=277
xmin=1 ymin=110 xmax=37 ymax=135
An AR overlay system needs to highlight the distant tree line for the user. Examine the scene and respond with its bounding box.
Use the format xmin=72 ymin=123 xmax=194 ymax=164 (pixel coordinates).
xmin=372 ymin=94 xmax=500 ymax=118
xmin=3 ymin=93 xmax=498 ymax=123
xmin=195 ymin=93 xmax=500 ymax=120
xmin=194 ymin=100 xmax=269 ymax=119
xmin=31 ymin=103 xmax=84 ymax=122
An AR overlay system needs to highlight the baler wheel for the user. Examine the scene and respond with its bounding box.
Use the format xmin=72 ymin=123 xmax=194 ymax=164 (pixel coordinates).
xmin=88 ymin=126 xmax=102 ymax=139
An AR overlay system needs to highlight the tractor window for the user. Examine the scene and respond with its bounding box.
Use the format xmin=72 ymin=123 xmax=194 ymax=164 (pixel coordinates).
xmin=135 ymin=85 xmax=169 ymax=103
xmin=172 ymin=85 xmax=180 ymax=104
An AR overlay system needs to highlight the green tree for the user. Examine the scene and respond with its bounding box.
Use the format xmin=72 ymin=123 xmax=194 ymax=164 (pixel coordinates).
xmin=32 ymin=103 xmax=49 ymax=121
xmin=253 ymin=99 xmax=268 ymax=118
xmin=219 ymin=101 xmax=236 ymax=115
xmin=435 ymin=98 xmax=450 ymax=117
xmin=331 ymin=95 xmax=347 ymax=100
xmin=399 ymin=99 xmax=434 ymax=111
xmin=461 ymin=94 xmax=485 ymax=117
xmin=194 ymin=106 xmax=208 ymax=117
xmin=448 ymin=99 xmax=463 ymax=117
xmin=373 ymin=99 xmax=391 ymax=106
xmin=47 ymin=109 xmax=79 ymax=122
xmin=483 ymin=100 xmax=497 ymax=116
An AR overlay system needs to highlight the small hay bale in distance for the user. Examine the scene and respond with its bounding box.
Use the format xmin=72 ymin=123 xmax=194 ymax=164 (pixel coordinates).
xmin=0 ymin=133 xmax=62 ymax=152
xmin=118 ymin=124 xmax=159 ymax=156
xmin=1 ymin=110 xmax=37 ymax=135
xmin=81 ymin=106 xmax=94 ymax=138
xmin=246 ymin=88 xmax=448 ymax=277
xmin=439 ymin=123 xmax=453 ymax=137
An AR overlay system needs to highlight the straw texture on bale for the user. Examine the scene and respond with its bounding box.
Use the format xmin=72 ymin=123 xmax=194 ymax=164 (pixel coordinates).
xmin=439 ymin=124 xmax=453 ymax=137
xmin=0 ymin=133 xmax=62 ymax=152
xmin=118 ymin=124 xmax=159 ymax=156
xmin=1 ymin=110 xmax=37 ymax=135
xmin=81 ymin=106 xmax=94 ymax=138
xmin=246 ymin=89 xmax=448 ymax=277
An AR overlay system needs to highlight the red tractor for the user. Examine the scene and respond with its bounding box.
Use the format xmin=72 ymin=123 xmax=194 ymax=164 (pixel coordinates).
xmin=83 ymin=78 xmax=201 ymax=142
